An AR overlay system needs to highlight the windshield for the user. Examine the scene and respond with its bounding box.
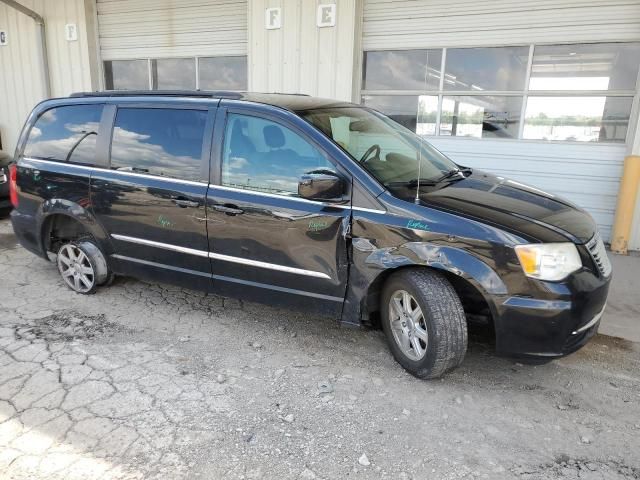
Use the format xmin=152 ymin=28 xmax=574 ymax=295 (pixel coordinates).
xmin=300 ymin=106 xmax=458 ymax=186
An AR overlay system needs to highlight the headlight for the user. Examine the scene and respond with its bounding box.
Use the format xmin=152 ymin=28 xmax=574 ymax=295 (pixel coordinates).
xmin=514 ymin=243 xmax=582 ymax=281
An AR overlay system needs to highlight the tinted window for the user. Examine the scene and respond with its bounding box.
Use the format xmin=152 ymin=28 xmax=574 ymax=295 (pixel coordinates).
xmin=199 ymin=56 xmax=247 ymax=90
xmin=222 ymin=114 xmax=334 ymax=195
xmin=24 ymin=104 xmax=104 ymax=164
xmin=111 ymin=108 xmax=207 ymax=181
xmin=152 ymin=58 xmax=196 ymax=90
xmin=104 ymin=60 xmax=149 ymax=90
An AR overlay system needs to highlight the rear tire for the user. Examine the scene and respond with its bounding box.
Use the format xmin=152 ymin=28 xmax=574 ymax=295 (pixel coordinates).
xmin=56 ymin=240 xmax=110 ymax=294
xmin=381 ymin=268 xmax=468 ymax=379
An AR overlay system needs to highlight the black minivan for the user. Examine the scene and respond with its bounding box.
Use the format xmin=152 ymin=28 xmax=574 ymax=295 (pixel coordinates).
xmin=10 ymin=91 xmax=612 ymax=379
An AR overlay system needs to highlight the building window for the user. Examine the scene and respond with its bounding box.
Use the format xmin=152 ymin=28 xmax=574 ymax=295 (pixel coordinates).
xmin=103 ymin=56 xmax=248 ymax=91
xmin=361 ymin=42 xmax=640 ymax=143
xmin=444 ymin=46 xmax=528 ymax=91
xmin=104 ymin=60 xmax=149 ymax=90
xmin=440 ymin=96 xmax=523 ymax=139
xmin=151 ymin=58 xmax=196 ymax=90
xmin=199 ymin=56 xmax=247 ymax=90
xmin=363 ymin=50 xmax=442 ymax=91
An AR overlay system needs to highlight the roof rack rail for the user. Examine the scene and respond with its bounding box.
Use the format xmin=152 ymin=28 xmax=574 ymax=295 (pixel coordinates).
xmin=69 ymin=90 xmax=243 ymax=99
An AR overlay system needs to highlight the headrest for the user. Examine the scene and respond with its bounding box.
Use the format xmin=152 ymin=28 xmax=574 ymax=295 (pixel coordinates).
xmin=263 ymin=125 xmax=285 ymax=148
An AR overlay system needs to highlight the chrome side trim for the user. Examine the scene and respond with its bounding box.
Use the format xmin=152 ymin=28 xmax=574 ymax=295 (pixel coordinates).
xmin=111 ymin=254 xmax=211 ymax=278
xmin=23 ymin=157 xmax=208 ymax=187
xmin=352 ymin=206 xmax=386 ymax=214
xmin=572 ymin=303 xmax=606 ymax=335
xmin=104 ymin=168 xmax=208 ymax=187
xmin=209 ymin=252 xmax=331 ymax=279
xmin=111 ymin=234 xmax=331 ymax=279
xmin=23 ymin=157 xmax=95 ymax=172
xmin=111 ymin=234 xmax=209 ymax=258
xmin=211 ymin=184 xmax=386 ymax=214
xmin=211 ymin=184 xmax=348 ymax=209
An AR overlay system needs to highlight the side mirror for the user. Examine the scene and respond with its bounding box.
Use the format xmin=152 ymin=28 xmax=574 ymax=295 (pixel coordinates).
xmin=298 ymin=171 xmax=345 ymax=202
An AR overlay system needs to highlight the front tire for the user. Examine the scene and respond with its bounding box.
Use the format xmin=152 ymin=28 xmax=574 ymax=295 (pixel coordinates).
xmin=56 ymin=240 xmax=109 ymax=294
xmin=381 ymin=269 xmax=468 ymax=379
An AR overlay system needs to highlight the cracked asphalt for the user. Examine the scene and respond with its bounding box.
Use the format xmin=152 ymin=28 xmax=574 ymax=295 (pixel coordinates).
xmin=0 ymin=215 xmax=639 ymax=480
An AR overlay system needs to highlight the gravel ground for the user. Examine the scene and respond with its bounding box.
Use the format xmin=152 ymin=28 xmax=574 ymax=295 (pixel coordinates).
xmin=0 ymin=215 xmax=639 ymax=480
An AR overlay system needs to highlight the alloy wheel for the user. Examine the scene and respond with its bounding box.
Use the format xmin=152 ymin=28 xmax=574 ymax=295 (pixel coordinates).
xmin=388 ymin=289 xmax=429 ymax=360
xmin=57 ymin=244 xmax=96 ymax=293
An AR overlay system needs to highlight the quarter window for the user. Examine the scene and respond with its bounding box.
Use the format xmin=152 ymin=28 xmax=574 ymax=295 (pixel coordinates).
xmin=222 ymin=114 xmax=335 ymax=196
xmin=24 ymin=104 xmax=104 ymax=164
xmin=110 ymin=108 xmax=207 ymax=182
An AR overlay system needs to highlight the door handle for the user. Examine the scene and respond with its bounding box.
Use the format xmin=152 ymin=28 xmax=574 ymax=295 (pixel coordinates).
xmin=212 ymin=204 xmax=244 ymax=215
xmin=173 ymin=198 xmax=200 ymax=208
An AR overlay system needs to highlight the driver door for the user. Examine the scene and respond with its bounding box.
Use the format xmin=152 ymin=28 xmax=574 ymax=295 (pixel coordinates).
xmin=206 ymin=107 xmax=351 ymax=314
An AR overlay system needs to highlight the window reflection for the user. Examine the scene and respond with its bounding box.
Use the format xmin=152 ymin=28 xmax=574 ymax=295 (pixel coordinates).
xmin=530 ymin=43 xmax=640 ymax=91
xmin=24 ymin=105 xmax=104 ymax=164
xmin=363 ymin=50 xmax=442 ymax=91
xmin=222 ymin=114 xmax=334 ymax=195
xmin=111 ymin=108 xmax=207 ymax=181
xmin=199 ymin=56 xmax=247 ymax=90
xmin=444 ymin=46 xmax=529 ymax=91
xmin=151 ymin=58 xmax=196 ymax=90
xmin=104 ymin=60 xmax=149 ymax=90
xmin=524 ymin=96 xmax=632 ymax=142
xmin=440 ymin=96 xmax=522 ymax=139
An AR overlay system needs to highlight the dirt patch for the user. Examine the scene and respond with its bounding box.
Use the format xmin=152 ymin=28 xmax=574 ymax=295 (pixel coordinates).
xmin=15 ymin=310 xmax=129 ymax=342
xmin=512 ymin=455 xmax=640 ymax=479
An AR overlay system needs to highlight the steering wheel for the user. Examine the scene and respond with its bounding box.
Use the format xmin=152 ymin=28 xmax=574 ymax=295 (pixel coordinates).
xmin=359 ymin=144 xmax=381 ymax=164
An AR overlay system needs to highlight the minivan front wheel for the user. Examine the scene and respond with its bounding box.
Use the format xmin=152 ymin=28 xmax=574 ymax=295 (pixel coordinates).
xmin=56 ymin=240 xmax=109 ymax=294
xmin=381 ymin=269 xmax=468 ymax=379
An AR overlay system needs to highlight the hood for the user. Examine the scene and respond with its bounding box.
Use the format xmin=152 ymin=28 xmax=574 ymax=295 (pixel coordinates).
xmin=392 ymin=170 xmax=596 ymax=244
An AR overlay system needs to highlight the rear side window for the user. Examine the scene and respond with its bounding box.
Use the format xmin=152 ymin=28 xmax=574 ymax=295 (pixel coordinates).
xmin=24 ymin=104 xmax=104 ymax=164
xmin=110 ymin=108 xmax=207 ymax=182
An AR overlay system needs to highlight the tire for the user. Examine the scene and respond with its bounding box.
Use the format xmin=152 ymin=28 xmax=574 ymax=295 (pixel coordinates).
xmin=381 ymin=268 xmax=468 ymax=379
xmin=56 ymin=240 xmax=110 ymax=294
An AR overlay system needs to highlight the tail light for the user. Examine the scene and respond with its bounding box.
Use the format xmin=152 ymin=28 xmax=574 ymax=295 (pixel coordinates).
xmin=9 ymin=164 xmax=18 ymax=207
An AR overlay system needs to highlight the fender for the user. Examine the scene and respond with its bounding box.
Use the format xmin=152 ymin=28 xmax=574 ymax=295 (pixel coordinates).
xmin=341 ymin=237 xmax=508 ymax=327
xmin=36 ymin=198 xmax=113 ymax=260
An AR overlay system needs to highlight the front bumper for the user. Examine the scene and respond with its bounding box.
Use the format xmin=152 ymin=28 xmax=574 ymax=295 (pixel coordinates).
xmin=492 ymin=269 xmax=611 ymax=358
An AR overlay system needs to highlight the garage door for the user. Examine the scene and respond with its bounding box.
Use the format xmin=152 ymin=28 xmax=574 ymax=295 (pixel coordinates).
xmin=361 ymin=0 xmax=640 ymax=242
xmin=96 ymin=0 xmax=248 ymax=90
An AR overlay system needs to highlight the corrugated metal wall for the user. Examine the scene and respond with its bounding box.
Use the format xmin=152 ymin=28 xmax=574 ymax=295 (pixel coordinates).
xmin=249 ymin=0 xmax=362 ymax=101
xmin=363 ymin=0 xmax=640 ymax=49
xmin=0 ymin=0 xmax=96 ymax=154
xmin=96 ymin=0 xmax=248 ymax=60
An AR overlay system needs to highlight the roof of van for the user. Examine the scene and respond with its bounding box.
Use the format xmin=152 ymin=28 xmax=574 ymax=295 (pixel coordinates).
xmin=69 ymin=90 xmax=356 ymax=112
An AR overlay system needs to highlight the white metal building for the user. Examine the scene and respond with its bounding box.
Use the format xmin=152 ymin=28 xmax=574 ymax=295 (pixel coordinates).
xmin=1 ymin=0 xmax=640 ymax=247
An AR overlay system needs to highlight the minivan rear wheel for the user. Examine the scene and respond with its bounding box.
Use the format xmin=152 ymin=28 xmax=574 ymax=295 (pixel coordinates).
xmin=56 ymin=240 xmax=109 ymax=294
xmin=381 ymin=268 xmax=468 ymax=379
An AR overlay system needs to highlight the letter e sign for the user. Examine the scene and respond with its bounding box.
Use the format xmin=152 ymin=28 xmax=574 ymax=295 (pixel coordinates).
xmin=0 ymin=31 xmax=7 ymax=46
xmin=265 ymin=8 xmax=281 ymax=30
xmin=317 ymin=4 xmax=336 ymax=27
